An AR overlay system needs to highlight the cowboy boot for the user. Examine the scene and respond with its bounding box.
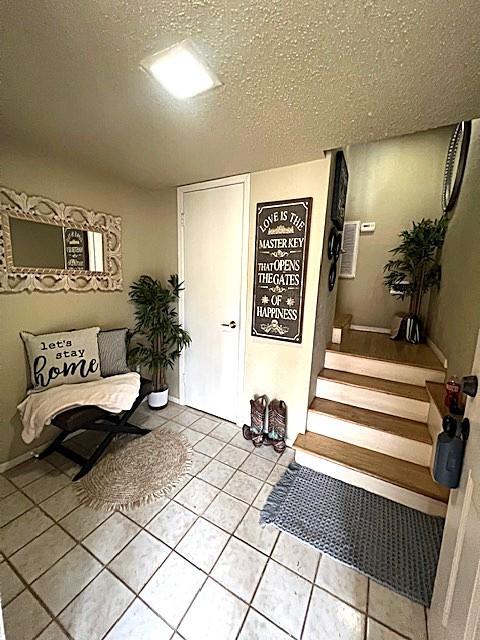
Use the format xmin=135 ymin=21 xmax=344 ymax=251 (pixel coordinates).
xmin=243 ymin=395 xmax=267 ymax=446
xmin=266 ymin=399 xmax=287 ymax=453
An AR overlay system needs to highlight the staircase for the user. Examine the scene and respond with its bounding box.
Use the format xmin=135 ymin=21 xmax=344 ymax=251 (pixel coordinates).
xmin=294 ymin=331 xmax=450 ymax=516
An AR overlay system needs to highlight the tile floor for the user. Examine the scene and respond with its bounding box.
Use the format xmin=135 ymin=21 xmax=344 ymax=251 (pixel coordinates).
xmin=0 ymin=401 xmax=429 ymax=640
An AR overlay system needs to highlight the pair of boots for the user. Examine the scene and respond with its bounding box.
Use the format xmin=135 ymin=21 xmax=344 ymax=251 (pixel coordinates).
xmin=243 ymin=395 xmax=287 ymax=453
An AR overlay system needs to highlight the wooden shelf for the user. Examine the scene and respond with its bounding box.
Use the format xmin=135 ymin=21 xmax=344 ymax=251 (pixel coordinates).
xmin=319 ymin=368 xmax=429 ymax=403
xmin=309 ymin=397 xmax=432 ymax=444
xmin=294 ymin=432 xmax=449 ymax=503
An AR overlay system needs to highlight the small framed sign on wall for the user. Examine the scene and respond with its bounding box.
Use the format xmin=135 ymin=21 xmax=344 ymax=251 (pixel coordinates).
xmin=251 ymin=197 xmax=312 ymax=343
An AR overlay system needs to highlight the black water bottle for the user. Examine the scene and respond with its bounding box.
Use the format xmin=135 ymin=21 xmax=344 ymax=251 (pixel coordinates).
xmin=433 ymin=416 xmax=469 ymax=489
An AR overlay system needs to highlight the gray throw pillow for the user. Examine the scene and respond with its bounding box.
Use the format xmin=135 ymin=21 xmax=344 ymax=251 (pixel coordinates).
xmin=97 ymin=328 xmax=130 ymax=377
xmin=21 ymin=327 xmax=101 ymax=391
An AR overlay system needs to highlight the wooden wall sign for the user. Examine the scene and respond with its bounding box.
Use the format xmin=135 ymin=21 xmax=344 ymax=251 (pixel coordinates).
xmin=252 ymin=197 xmax=312 ymax=343
xmin=64 ymin=228 xmax=87 ymax=269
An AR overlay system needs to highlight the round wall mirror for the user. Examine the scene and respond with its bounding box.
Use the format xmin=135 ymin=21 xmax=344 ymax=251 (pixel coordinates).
xmin=442 ymin=121 xmax=471 ymax=214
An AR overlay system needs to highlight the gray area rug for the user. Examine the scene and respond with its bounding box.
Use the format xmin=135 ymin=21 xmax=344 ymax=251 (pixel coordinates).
xmin=260 ymin=462 xmax=444 ymax=606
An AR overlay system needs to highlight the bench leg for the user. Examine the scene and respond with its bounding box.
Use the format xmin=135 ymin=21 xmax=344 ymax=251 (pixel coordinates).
xmin=73 ymin=432 xmax=116 ymax=481
xmin=37 ymin=431 xmax=69 ymax=459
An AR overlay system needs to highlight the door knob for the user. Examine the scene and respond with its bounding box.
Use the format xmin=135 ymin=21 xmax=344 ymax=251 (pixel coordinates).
xmin=221 ymin=321 xmax=237 ymax=329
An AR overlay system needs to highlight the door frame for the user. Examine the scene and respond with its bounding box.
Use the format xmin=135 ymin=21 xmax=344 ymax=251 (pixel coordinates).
xmin=177 ymin=174 xmax=251 ymax=424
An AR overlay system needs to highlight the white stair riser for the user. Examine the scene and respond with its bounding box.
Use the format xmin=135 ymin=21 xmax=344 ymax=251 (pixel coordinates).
xmin=307 ymin=412 xmax=431 ymax=466
xmin=316 ymin=378 xmax=429 ymax=422
xmin=295 ymin=449 xmax=446 ymax=517
xmin=324 ymin=351 xmax=445 ymax=386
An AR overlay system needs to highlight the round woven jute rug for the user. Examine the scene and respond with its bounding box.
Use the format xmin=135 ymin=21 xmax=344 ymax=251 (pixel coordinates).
xmin=76 ymin=429 xmax=192 ymax=512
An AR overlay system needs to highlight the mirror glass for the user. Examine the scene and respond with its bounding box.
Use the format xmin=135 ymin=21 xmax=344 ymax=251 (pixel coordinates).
xmin=9 ymin=218 xmax=104 ymax=272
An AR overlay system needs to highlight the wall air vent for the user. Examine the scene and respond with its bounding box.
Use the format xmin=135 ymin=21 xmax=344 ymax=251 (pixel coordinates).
xmin=339 ymin=220 xmax=360 ymax=279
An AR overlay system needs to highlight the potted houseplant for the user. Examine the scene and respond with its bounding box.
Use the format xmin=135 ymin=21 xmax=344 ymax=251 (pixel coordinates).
xmin=129 ymin=274 xmax=191 ymax=409
xmin=384 ymin=217 xmax=447 ymax=343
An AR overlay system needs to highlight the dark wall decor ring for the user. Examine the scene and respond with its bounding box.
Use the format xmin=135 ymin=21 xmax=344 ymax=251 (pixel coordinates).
xmin=333 ymin=231 xmax=343 ymax=262
xmin=328 ymin=262 xmax=337 ymax=292
xmin=442 ymin=121 xmax=471 ymax=214
xmin=327 ymin=227 xmax=337 ymax=261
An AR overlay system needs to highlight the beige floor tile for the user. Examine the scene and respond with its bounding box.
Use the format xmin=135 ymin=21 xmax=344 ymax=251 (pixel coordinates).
xmin=0 ymin=475 xmax=18 ymax=498
xmin=252 ymin=483 xmax=273 ymax=510
xmin=240 ymin=454 xmax=275 ymax=480
xmin=234 ymin=506 xmax=279 ymax=554
xmin=189 ymin=451 xmax=211 ymax=475
xmin=154 ymin=402 xmax=184 ymax=419
xmin=176 ymin=518 xmax=229 ymax=572
xmin=4 ymin=458 xmax=54 ymax=488
xmin=162 ymin=421 xmax=187 ymax=434
xmin=175 ymin=477 xmax=219 ymax=515
xmin=3 ymin=590 xmax=51 ymax=640
xmin=182 ymin=428 xmax=206 ymax=445
xmin=224 ymin=470 xmax=263 ymax=504
xmin=315 ymin=554 xmax=368 ymax=611
xmin=238 ymin=609 xmax=292 ymax=640
xmin=179 ymin=578 xmax=248 ymax=640
xmin=272 ymin=531 xmax=320 ymax=582
xmin=104 ymin=598 xmax=173 ymax=640
xmin=303 ymin=586 xmax=365 ymax=640
xmin=123 ymin=496 xmax=170 ymax=526
xmin=31 ymin=546 xmax=102 ymax=615
xmin=165 ymin=473 xmax=192 ymax=498
xmin=215 ymin=444 xmax=250 ymax=468
xmin=190 ymin=416 xmax=221 ymax=434
xmin=368 ymin=581 xmax=427 ymax=640
xmin=83 ymin=512 xmax=140 ymax=564
xmin=230 ymin=432 xmax=255 ymax=452
xmin=22 ymin=469 xmax=71 ymax=503
xmin=59 ymin=504 xmax=112 ymax=540
xmin=147 ymin=501 xmax=197 ymax=547
xmin=209 ymin=422 xmax=239 ymax=443
xmin=44 ymin=451 xmax=80 ymax=477
xmin=266 ymin=464 xmax=287 ymax=485
xmin=0 ymin=491 xmax=34 ymax=527
xmin=59 ymin=570 xmax=134 ymax=640
xmin=10 ymin=524 xmax=75 ymax=583
xmin=109 ymin=530 xmax=170 ymax=592
xmin=367 ymin=618 xmax=407 ymax=640
xmin=277 ymin=447 xmax=295 ymax=466
xmin=211 ymin=537 xmax=267 ymax=602
xmin=0 ymin=561 xmax=24 ymax=605
xmin=204 ymin=492 xmax=249 ymax=533
xmin=194 ymin=435 xmax=225 ymax=457
xmin=253 ymin=445 xmax=285 ymax=463
xmin=40 ymin=483 xmax=81 ymax=520
xmin=172 ymin=409 xmax=201 ymax=427
xmin=136 ymin=413 xmax=167 ymax=429
xmin=198 ymin=459 xmax=235 ymax=489
xmin=252 ymin=560 xmax=311 ymax=638
xmin=140 ymin=552 xmax=206 ymax=627
xmin=36 ymin=622 xmax=70 ymax=639
xmin=0 ymin=507 xmax=53 ymax=557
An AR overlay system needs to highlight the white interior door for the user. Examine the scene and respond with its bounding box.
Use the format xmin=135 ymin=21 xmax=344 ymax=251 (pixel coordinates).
xmin=429 ymin=330 xmax=480 ymax=640
xmin=180 ymin=179 xmax=247 ymax=422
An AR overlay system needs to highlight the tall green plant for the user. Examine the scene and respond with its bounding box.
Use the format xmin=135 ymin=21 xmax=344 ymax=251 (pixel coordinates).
xmin=384 ymin=217 xmax=448 ymax=317
xmin=129 ymin=274 xmax=191 ymax=392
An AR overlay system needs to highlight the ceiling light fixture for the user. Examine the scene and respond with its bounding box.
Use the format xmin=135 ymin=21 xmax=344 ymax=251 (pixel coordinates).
xmin=140 ymin=39 xmax=221 ymax=99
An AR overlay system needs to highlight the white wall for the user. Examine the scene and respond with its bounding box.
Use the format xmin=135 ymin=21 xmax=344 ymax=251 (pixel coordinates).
xmin=243 ymin=157 xmax=333 ymax=444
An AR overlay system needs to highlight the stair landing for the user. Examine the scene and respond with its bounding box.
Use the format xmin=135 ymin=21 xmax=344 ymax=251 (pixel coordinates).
xmin=327 ymin=329 xmax=444 ymax=371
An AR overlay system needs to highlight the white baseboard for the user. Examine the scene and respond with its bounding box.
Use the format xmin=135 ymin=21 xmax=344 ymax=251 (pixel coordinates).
xmin=169 ymin=395 xmax=182 ymax=405
xmin=0 ymin=430 xmax=83 ymax=473
xmin=427 ymin=337 xmax=448 ymax=369
xmin=350 ymin=324 xmax=391 ymax=334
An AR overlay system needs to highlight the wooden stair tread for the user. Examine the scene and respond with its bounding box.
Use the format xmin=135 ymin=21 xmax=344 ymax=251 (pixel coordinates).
xmin=326 ymin=330 xmax=445 ymax=371
xmin=426 ymin=381 xmax=449 ymax=418
xmin=294 ymin=432 xmax=449 ymax=503
xmin=309 ymin=398 xmax=432 ymax=444
xmin=333 ymin=313 xmax=352 ymax=329
xmin=319 ymin=368 xmax=429 ymax=403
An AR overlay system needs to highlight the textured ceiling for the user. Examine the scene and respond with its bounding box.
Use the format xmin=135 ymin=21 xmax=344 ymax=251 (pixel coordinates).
xmin=1 ymin=1 xmax=479 ymax=189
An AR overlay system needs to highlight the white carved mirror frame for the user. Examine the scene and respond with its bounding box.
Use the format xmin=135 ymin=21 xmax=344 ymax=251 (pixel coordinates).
xmin=0 ymin=186 xmax=123 ymax=293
